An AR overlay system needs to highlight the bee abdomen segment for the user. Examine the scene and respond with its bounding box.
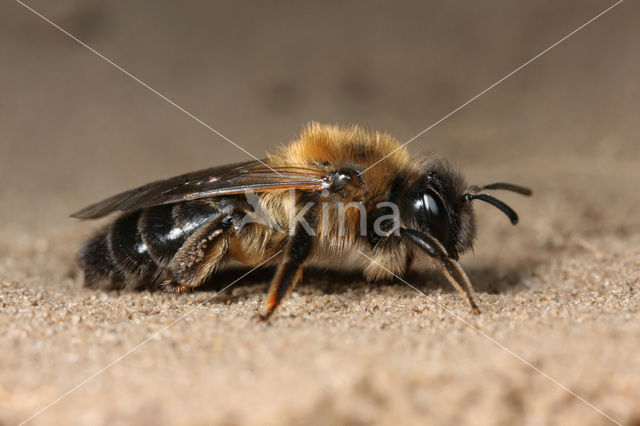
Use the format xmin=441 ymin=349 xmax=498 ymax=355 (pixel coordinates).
xmin=172 ymin=200 xmax=228 ymax=234
xmin=108 ymin=210 xmax=158 ymax=288
xmin=137 ymin=201 xmax=224 ymax=272
xmin=77 ymin=229 xmax=126 ymax=290
xmin=139 ymin=204 xmax=185 ymax=268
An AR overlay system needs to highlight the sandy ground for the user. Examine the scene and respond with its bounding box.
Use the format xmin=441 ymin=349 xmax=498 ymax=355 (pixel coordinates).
xmin=2 ymin=1 xmax=640 ymax=425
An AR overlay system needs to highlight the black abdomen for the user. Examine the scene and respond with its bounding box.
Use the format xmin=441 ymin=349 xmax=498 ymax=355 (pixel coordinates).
xmin=78 ymin=200 xmax=227 ymax=290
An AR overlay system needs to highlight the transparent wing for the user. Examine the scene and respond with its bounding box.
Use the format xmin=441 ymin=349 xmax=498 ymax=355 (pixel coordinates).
xmin=71 ymin=160 xmax=329 ymax=219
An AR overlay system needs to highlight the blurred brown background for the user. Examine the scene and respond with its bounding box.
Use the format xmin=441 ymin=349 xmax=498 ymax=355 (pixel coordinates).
xmin=2 ymin=1 xmax=640 ymax=425
xmin=2 ymin=0 xmax=638 ymax=229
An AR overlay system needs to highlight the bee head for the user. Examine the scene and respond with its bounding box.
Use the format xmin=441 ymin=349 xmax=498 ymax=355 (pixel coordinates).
xmin=398 ymin=158 xmax=476 ymax=259
xmin=396 ymin=155 xmax=532 ymax=259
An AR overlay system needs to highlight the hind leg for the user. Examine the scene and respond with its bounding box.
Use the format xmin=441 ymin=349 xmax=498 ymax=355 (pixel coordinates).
xmin=164 ymin=212 xmax=241 ymax=292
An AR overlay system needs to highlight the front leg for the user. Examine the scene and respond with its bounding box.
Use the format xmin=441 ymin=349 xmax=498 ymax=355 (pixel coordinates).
xmin=260 ymin=222 xmax=314 ymax=320
xmin=400 ymin=228 xmax=479 ymax=313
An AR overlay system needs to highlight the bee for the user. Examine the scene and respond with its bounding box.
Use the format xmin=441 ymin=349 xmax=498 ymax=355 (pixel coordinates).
xmin=72 ymin=123 xmax=531 ymax=319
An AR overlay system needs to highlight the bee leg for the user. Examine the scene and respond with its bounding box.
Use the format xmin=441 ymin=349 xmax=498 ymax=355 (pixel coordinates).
xmin=259 ymin=224 xmax=314 ymax=320
xmin=167 ymin=213 xmax=240 ymax=291
xmin=400 ymin=228 xmax=480 ymax=313
xmin=160 ymin=282 xmax=193 ymax=293
xmin=404 ymin=252 xmax=415 ymax=276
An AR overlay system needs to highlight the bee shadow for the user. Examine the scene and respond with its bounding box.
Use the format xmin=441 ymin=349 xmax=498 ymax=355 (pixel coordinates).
xmin=462 ymin=264 xmax=536 ymax=295
xmin=197 ymin=266 xmax=368 ymax=295
xmin=196 ymin=261 xmax=537 ymax=305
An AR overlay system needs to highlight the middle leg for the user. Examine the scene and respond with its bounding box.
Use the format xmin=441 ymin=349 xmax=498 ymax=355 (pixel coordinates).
xmin=260 ymin=222 xmax=314 ymax=320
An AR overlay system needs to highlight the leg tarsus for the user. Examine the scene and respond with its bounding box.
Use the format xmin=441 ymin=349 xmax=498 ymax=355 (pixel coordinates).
xmin=161 ymin=279 xmax=193 ymax=294
xmin=261 ymin=262 xmax=305 ymax=319
xmin=253 ymin=312 xmax=272 ymax=322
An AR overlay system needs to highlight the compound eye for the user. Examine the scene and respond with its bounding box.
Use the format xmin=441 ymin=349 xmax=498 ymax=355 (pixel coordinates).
xmin=422 ymin=191 xmax=450 ymax=244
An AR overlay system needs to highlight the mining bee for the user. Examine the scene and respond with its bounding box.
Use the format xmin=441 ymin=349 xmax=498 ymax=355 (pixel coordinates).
xmin=73 ymin=123 xmax=531 ymax=319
